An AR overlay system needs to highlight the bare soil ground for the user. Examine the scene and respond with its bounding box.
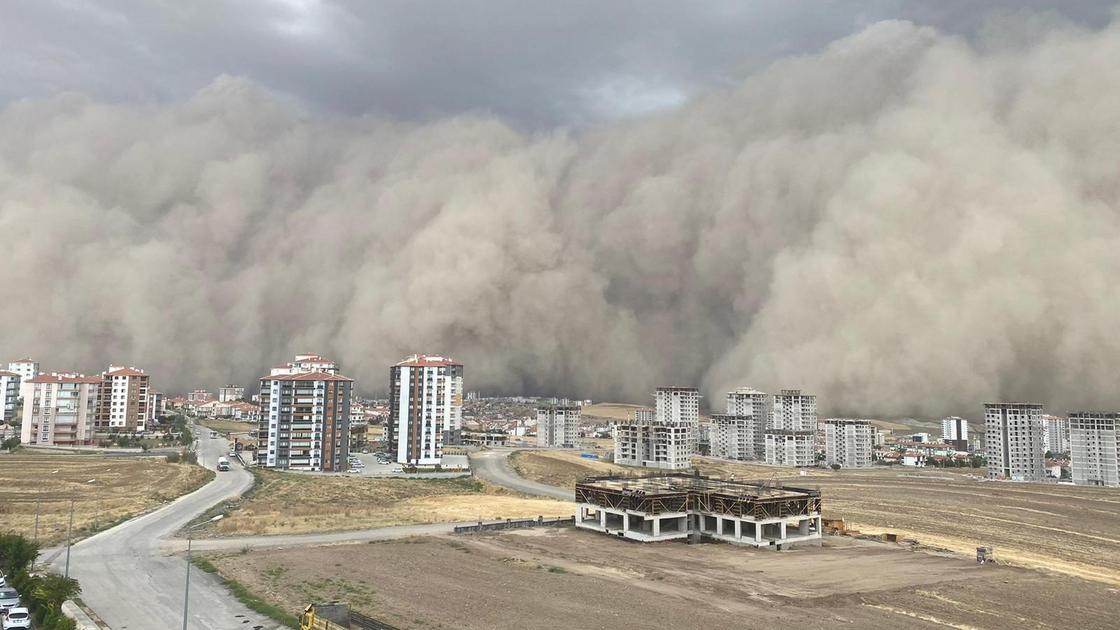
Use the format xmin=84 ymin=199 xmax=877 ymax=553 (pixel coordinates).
xmin=199 ymin=418 xmax=256 ymax=436
xmin=209 ymin=528 xmax=1118 ymax=630
xmin=510 ymin=451 xmax=1120 ymax=586
xmin=509 ymin=450 xmax=628 ymax=488
xmin=0 ymin=450 xmax=212 ymax=545
xmin=580 ymin=403 xmax=651 ymax=421
xmin=207 ymin=470 xmax=572 ymax=537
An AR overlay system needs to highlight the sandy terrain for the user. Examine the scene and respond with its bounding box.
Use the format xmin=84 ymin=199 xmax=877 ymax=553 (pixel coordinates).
xmin=510 ymin=451 xmax=1120 ymax=586
xmin=210 ymin=527 xmax=1118 ymax=629
xmin=206 ymin=470 xmax=572 ymax=537
xmin=0 ymin=450 xmax=212 ymax=545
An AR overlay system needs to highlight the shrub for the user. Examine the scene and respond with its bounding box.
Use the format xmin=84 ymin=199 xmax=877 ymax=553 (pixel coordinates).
xmin=166 ymin=451 xmax=182 ymax=463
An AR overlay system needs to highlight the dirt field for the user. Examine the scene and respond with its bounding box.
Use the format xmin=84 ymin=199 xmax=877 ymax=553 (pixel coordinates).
xmin=580 ymin=403 xmax=650 ymax=421
xmin=509 ymin=450 xmax=628 ymax=488
xmin=510 ymin=452 xmax=1120 ymax=586
xmin=0 ymin=450 xmax=213 ymax=545
xmin=206 ymin=470 xmax=572 ymax=537
xmin=199 ymin=418 xmax=256 ymax=436
xmin=209 ymin=528 xmax=1118 ymax=629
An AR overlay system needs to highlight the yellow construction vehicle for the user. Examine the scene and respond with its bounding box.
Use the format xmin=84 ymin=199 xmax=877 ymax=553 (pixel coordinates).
xmin=300 ymin=602 xmax=401 ymax=630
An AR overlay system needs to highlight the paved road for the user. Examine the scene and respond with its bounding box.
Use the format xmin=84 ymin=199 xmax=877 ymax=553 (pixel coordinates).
xmin=469 ymin=449 xmax=575 ymax=501
xmin=47 ymin=427 xmax=282 ymax=630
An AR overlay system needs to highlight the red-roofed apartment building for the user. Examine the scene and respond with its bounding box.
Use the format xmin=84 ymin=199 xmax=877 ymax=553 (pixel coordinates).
xmin=258 ymin=355 xmax=352 ymax=471
xmin=388 ymin=354 xmax=464 ymax=466
xmin=96 ymin=365 xmax=151 ymax=434
xmin=20 ymin=373 xmax=102 ymax=446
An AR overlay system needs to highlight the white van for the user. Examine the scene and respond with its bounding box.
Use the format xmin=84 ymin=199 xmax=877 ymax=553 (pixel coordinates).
xmin=217 ymin=457 xmax=230 ymax=472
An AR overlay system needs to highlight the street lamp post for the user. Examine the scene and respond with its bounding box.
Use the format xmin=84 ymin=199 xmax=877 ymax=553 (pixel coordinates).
xmin=63 ymin=499 xmax=74 ymax=579
xmin=182 ymin=514 xmax=224 ymax=630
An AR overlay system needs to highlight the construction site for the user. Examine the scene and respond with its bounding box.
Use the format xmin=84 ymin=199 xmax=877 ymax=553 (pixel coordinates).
xmin=575 ymin=473 xmax=822 ymax=549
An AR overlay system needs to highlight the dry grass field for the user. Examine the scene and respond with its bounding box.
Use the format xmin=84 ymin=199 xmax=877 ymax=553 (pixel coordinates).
xmin=579 ymin=403 xmax=650 ymax=421
xmin=509 ymin=450 xmax=628 ymax=488
xmin=199 ymin=418 xmax=256 ymax=436
xmin=509 ymin=451 xmax=1120 ymax=587
xmin=0 ymin=450 xmax=213 ymax=545
xmin=208 ymin=528 xmax=1119 ymax=629
xmin=205 ymin=470 xmax=573 ymax=537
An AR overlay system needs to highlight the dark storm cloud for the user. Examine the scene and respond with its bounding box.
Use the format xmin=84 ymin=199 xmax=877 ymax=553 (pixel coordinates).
xmin=2 ymin=1 xmax=1116 ymax=126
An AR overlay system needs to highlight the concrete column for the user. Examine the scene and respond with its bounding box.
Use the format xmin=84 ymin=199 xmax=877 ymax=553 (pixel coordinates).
xmin=754 ymin=522 xmax=762 ymax=543
xmin=599 ymin=510 xmax=606 ymax=529
xmin=734 ymin=519 xmax=742 ymax=540
xmin=780 ymin=521 xmax=787 ymax=541
xmin=624 ymin=513 xmax=630 ymax=533
xmin=653 ymin=517 xmax=661 ymax=537
xmin=715 ymin=516 xmax=722 ymax=535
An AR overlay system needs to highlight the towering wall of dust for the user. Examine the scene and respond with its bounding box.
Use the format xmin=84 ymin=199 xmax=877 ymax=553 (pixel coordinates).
xmin=2 ymin=18 xmax=1120 ymax=416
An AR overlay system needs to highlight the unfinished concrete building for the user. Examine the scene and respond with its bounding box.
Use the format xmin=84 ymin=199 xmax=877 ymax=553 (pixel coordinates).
xmin=575 ymin=473 xmax=822 ymax=549
xmin=537 ymin=404 xmax=580 ymax=448
xmin=985 ymin=402 xmax=1044 ymax=481
xmin=614 ymin=388 xmax=699 ymax=470
xmin=765 ymin=390 xmax=817 ymax=467
xmin=1069 ymin=412 xmax=1119 ymax=487
xmin=713 ymin=387 xmax=769 ymax=460
xmin=820 ymin=418 xmax=874 ymax=468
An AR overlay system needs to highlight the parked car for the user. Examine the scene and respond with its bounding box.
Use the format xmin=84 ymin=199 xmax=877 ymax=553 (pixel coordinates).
xmin=0 ymin=588 xmax=19 ymax=612
xmin=229 ymin=450 xmax=237 ymax=457
xmin=390 ymin=467 xmax=404 ymax=474
xmin=0 ymin=571 xmax=6 ymax=587
xmin=2 ymin=607 xmax=31 ymax=629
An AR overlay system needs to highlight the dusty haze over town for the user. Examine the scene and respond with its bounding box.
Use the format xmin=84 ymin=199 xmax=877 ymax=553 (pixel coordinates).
xmin=3 ymin=2 xmax=1120 ymax=417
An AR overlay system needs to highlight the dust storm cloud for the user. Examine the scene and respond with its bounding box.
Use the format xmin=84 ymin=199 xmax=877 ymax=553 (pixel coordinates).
xmin=3 ymin=17 xmax=1119 ymax=417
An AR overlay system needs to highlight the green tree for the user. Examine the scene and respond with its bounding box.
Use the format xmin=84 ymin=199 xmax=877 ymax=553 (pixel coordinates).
xmin=0 ymin=533 xmax=41 ymax=575
xmin=32 ymin=573 xmax=81 ymax=612
xmin=1 ymin=436 xmax=19 ymax=452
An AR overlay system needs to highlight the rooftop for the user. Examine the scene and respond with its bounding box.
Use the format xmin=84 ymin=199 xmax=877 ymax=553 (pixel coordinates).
xmin=28 ymin=373 xmax=101 ymax=384
xmin=265 ymin=371 xmax=354 ymax=382
xmin=395 ymin=354 xmax=459 ymax=367
xmin=577 ymin=473 xmax=815 ymax=500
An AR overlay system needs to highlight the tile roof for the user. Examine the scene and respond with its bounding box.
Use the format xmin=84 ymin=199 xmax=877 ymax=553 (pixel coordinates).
xmin=395 ymin=354 xmax=459 ymax=367
xmin=28 ymin=373 xmax=101 ymax=384
xmin=104 ymin=367 xmax=147 ymax=377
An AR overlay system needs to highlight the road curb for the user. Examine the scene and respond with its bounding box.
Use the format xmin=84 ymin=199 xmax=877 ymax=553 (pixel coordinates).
xmin=62 ymin=600 xmax=104 ymax=629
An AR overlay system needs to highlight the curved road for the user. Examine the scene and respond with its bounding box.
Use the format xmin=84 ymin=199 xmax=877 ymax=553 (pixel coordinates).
xmin=468 ymin=449 xmax=575 ymax=501
xmin=41 ymin=441 xmax=569 ymax=629
xmin=46 ymin=427 xmax=280 ymax=630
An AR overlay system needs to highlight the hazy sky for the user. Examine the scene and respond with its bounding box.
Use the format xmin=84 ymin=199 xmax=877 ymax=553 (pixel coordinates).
xmin=2 ymin=1 xmax=1114 ymax=125
xmin=4 ymin=2 xmax=1120 ymax=416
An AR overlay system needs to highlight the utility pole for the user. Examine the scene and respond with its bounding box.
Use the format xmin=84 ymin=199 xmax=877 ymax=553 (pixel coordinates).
xmin=182 ymin=514 xmax=224 ymax=630
xmin=64 ymin=499 xmax=74 ymax=579
xmin=33 ymin=497 xmax=41 ymax=542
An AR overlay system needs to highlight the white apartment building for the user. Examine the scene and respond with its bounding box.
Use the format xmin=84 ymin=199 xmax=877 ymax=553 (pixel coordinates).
xmin=20 ymin=373 xmax=101 ymax=446
xmin=1069 ymin=412 xmax=1119 ymax=487
xmin=1041 ymin=414 xmax=1070 ymax=455
xmin=941 ymin=416 xmax=969 ymax=441
xmin=820 ymin=419 xmax=874 ymax=468
xmin=97 ymin=366 xmax=150 ymax=434
xmin=0 ymin=370 xmax=20 ymax=422
xmin=218 ymin=385 xmax=246 ymax=402
xmin=537 ymin=405 xmax=580 ymax=448
xmin=614 ymin=387 xmax=700 ymax=470
xmin=765 ymin=390 xmax=817 ymax=467
xmin=7 ymin=358 xmax=39 ymax=381
xmin=716 ymin=387 xmax=770 ymax=460
xmin=711 ymin=414 xmax=764 ymax=460
xmin=985 ymin=403 xmax=1044 ymax=481
xmin=388 ymin=355 xmax=463 ymax=466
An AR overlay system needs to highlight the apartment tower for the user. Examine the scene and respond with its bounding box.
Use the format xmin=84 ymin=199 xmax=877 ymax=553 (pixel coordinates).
xmin=711 ymin=387 xmax=770 ymax=461
xmin=820 ymin=419 xmax=874 ymax=468
xmin=7 ymin=358 xmax=39 ymax=381
xmin=1041 ymin=414 xmax=1070 ymax=455
xmin=537 ymin=404 xmax=580 ymax=448
xmin=765 ymin=390 xmax=817 ymax=467
xmin=257 ymin=357 xmax=353 ymax=471
xmin=388 ymin=354 xmax=464 ymax=466
xmin=96 ymin=366 xmax=151 ymax=434
xmin=218 ymin=385 xmax=246 ymax=402
xmin=941 ymin=416 xmax=969 ymax=451
xmin=20 ymin=373 xmax=101 ymax=446
xmin=1068 ymin=412 xmax=1119 ymax=487
xmin=614 ymin=388 xmax=699 ymax=470
xmin=0 ymin=370 xmax=19 ymax=422
xmin=985 ymin=403 xmax=1044 ymax=481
